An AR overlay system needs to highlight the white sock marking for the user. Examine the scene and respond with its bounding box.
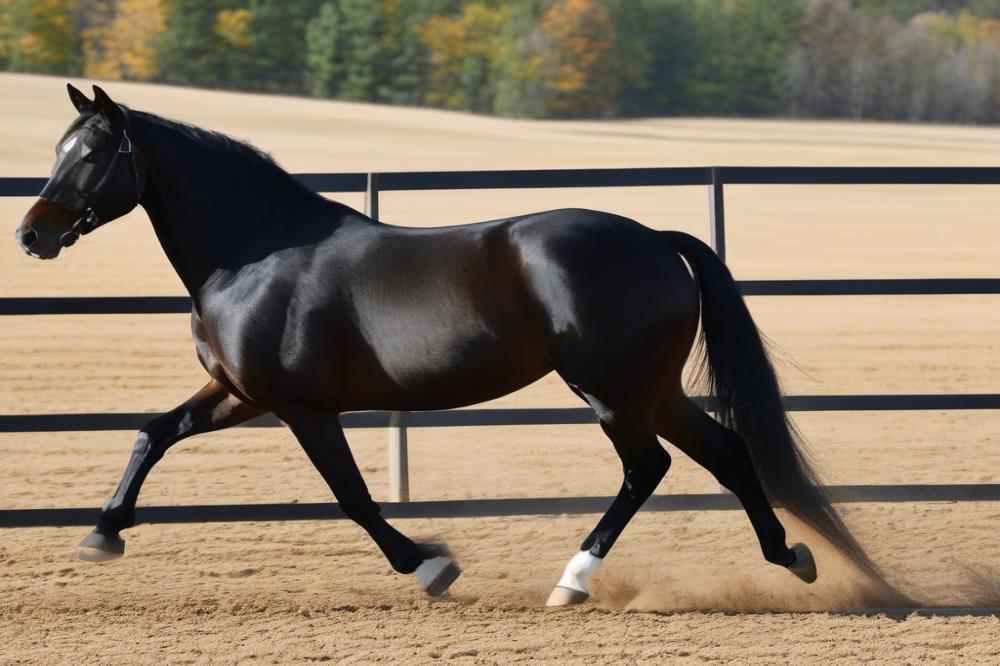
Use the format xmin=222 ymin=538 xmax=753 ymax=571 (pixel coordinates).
xmin=555 ymin=550 xmax=603 ymax=594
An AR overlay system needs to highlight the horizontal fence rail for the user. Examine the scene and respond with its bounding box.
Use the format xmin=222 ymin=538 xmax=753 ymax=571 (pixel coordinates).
xmin=6 ymin=166 xmax=1000 ymax=198
xmin=5 ymin=394 xmax=1000 ymax=433
xmin=4 ymin=279 xmax=1000 ymax=315
xmin=4 ymin=484 xmax=1000 ymax=529
xmin=3 ymin=165 xmax=999 ymax=526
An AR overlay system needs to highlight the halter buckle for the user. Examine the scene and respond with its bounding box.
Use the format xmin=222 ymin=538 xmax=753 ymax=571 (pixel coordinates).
xmin=81 ymin=209 xmax=101 ymax=233
xmin=119 ymin=131 xmax=132 ymax=154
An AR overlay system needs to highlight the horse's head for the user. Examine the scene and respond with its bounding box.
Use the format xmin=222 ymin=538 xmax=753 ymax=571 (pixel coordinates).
xmin=17 ymin=84 xmax=146 ymax=259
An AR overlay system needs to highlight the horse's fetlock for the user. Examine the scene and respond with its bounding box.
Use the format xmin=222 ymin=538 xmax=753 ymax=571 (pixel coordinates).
xmin=98 ymin=504 xmax=134 ymax=532
xmin=765 ymin=545 xmax=796 ymax=567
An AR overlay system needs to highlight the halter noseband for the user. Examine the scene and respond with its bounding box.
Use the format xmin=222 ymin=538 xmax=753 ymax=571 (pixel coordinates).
xmin=58 ymin=107 xmax=144 ymax=248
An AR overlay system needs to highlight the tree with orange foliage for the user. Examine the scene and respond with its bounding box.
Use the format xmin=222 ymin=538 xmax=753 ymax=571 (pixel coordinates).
xmin=537 ymin=0 xmax=616 ymax=117
xmin=0 ymin=0 xmax=81 ymax=74
xmin=420 ymin=2 xmax=508 ymax=113
xmin=83 ymin=0 xmax=165 ymax=80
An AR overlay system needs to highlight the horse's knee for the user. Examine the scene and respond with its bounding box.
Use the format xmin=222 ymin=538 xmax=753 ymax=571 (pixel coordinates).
xmin=138 ymin=408 xmax=191 ymax=455
xmin=132 ymin=429 xmax=170 ymax=461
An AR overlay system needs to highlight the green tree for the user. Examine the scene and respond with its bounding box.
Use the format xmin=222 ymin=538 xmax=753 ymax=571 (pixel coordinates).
xmin=228 ymin=0 xmax=323 ymax=93
xmin=1 ymin=0 xmax=82 ymax=74
xmin=156 ymin=0 xmax=236 ymax=88
xmin=535 ymin=0 xmax=618 ymax=117
xmin=420 ymin=1 xmax=508 ymax=112
xmin=729 ymin=0 xmax=806 ymax=114
xmin=305 ymin=2 xmax=341 ymax=97
xmin=335 ymin=0 xmax=383 ymax=101
xmin=492 ymin=0 xmax=547 ymax=117
xmin=379 ymin=0 xmax=457 ymax=105
xmin=603 ymin=0 xmax=653 ymax=117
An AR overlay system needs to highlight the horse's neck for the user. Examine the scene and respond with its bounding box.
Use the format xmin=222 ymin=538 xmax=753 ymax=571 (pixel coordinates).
xmin=134 ymin=115 xmax=321 ymax=301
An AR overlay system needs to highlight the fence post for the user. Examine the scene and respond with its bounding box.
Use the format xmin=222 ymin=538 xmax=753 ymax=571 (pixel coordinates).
xmin=709 ymin=167 xmax=726 ymax=262
xmin=388 ymin=411 xmax=410 ymax=502
xmin=365 ymin=173 xmax=409 ymax=502
xmin=365 ymin=172 xmax=380 ymax=221
xmin=708 ymin=167 xmax=730 ymax=495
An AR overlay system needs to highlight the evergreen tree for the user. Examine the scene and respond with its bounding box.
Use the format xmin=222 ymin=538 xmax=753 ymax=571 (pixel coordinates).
xmin=305 ymin=2 xmax=341 ymax=98
xmin=336 ymin=0 xmax=383 ymax=101
xmin=156 ymin=0 xmax=236 ymax=88
xmin=492 ymin=0 xmax=547 ymax=117
xmin=228 ymin=0 xmax=323 ymax=93
xmin=380 ymin=0 xmax=457 ymax=105
xmin=631 ymin=0 xmax=700 ymax=115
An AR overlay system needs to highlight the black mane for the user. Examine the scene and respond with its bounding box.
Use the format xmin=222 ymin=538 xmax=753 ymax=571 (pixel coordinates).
xmin=133 ymin=109 xmax=280 ymax=172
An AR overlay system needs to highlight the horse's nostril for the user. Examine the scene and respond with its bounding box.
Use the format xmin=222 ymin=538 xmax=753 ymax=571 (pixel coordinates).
xmin=20 ymin=229 xmax=38 ymax=247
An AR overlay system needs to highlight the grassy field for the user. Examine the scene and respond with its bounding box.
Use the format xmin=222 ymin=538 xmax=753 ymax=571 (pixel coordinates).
xmin=1 ymin=72 xmax=1000 ymax=664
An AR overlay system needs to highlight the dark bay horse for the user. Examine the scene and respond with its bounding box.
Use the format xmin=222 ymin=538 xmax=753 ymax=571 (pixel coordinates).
xmin=17 ymin=85 xmax=880 ymax=603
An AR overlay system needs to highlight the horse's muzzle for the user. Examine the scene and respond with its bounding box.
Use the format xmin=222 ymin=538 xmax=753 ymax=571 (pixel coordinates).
xmin=17 ymin=198 xmax=73 ymax=259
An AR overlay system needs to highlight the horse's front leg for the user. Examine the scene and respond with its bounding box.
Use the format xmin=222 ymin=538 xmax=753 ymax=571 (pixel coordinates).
xmin=79 ymin=379 xmax=264 ymax=561
xmin=283 ymin=409 xmax=461 ymax=596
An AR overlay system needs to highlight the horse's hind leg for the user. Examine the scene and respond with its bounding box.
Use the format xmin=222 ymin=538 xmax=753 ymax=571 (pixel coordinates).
xmin=654 ymin=394 xmax=816 ymax=582
xmin=282 ymin=409 xmax=461 ymax=596
xmin=546 ymin=396 xmax=671 ymax=606
xmin=80 ymin=379 xmax=264 ymax=561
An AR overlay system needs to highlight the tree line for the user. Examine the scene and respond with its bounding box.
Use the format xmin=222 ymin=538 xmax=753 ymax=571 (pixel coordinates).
xmin=4 ymin=0 xmax=1000 ymax=123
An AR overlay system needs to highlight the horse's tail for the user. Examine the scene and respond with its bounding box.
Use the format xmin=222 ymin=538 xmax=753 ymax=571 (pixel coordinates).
xmin=661 ymin=230 xmax=882 ymax=578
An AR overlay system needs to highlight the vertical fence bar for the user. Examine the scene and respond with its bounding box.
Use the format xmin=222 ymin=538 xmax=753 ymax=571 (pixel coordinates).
xmin=388 ymin=411 xmax=410 ymax=502
xmin=365 ymin=172 xmax=380 ymax=221
xmin=708 ymin=167 xmax=729 ymax=494
xmin=365 ymin=173 xmax=409 ymax=502
xmin=709 ymin=167 xmax=726 ymax=262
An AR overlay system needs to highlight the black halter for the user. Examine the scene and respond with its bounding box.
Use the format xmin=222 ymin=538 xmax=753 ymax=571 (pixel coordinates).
xmin=57 ymin=107 xmax=144 ymax=248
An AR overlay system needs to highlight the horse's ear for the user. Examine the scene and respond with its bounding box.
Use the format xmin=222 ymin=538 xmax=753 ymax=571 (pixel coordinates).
xmin=92 ymin=85 xmax=124 ymax=125
xmin=67 ymin=83 xmax=93 ymax=114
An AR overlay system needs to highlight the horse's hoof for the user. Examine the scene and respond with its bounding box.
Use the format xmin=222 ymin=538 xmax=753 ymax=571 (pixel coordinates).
xmin=786 ymin=543 xmax=817 ymax=583
xmin=546 ymin=585 xmax=589 ymax=607
xmin=415 ymin=556 xmax=461 ymax=596
xmin=78 ymin=531 xmax=125 ymax=562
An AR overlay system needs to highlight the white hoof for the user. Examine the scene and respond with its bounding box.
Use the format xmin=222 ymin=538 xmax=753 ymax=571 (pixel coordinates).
xmin=415 ymin=556 xmax=461 ymax=596
xmin=786 ymin=543 xmax=817 ymax=584
xmin=79 ymin=546 xmax=124 ymax=562
xmin=546 ymin=585 xmax=589 ymax=607
xmin=547 ymin=550 xmax=602 ymax=606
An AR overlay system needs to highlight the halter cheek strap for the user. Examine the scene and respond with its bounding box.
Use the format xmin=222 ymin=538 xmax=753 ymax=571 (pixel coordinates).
xmin=59 ymin=107 xmax=145 ymax=248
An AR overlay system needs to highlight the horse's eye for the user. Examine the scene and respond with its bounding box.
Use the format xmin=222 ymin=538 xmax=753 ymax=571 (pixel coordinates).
xmin=83 ymin=150 xmax=105 ymax=163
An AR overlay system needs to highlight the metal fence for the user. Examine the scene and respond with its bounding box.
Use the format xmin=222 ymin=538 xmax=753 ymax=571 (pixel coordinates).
xmin=3 ymin=166 xmax=1000 ymax=527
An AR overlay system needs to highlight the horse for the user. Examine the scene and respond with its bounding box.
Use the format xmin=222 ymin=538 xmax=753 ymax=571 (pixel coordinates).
xmin=16 ymin=84 xmax=877 ymax=604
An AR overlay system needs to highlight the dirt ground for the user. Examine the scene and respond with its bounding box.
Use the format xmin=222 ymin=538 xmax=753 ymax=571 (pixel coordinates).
xmin=2 ymin=72 xmax=1000 ymax=664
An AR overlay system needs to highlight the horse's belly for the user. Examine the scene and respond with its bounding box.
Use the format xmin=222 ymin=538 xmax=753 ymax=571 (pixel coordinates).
xmin=348 ymin=311 xmax=550 ymax=411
